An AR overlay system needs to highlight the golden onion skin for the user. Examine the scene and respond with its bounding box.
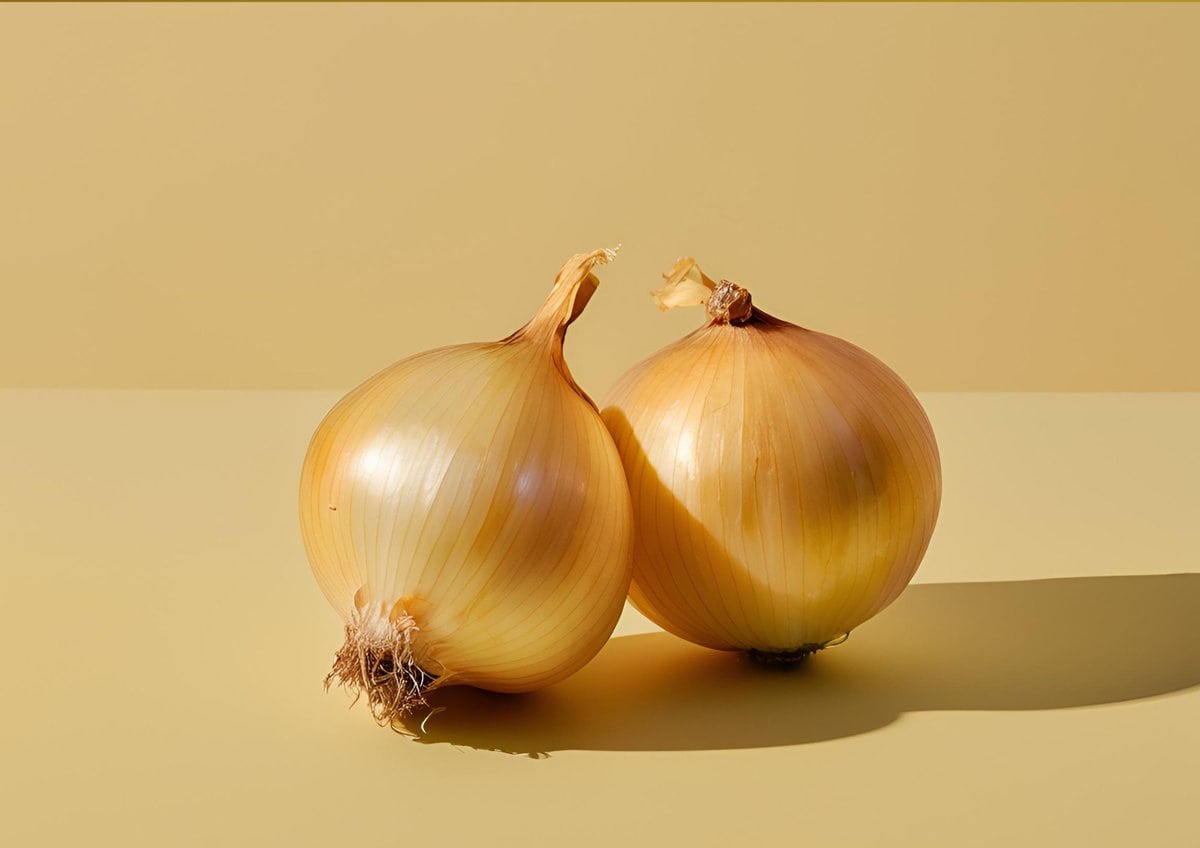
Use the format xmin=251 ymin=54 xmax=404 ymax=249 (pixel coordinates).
xmin=602 ymin=290 xmax=940 ymax=657
xmin=300 ymin=250 xmax=633 ymax=715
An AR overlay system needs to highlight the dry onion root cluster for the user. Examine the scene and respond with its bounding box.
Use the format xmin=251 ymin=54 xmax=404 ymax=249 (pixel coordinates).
xmin=601 ymin=258 xmax=941 ymax=661
xmin=300 ymin=249 xmax=634 ymax=725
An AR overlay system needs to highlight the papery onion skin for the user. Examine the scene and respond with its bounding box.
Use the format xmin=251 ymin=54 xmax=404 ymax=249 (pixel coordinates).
xmin=601 ymin=260 xmax=941 ymax=658
xmin=300 ymin=250 xmax=633 ymax=721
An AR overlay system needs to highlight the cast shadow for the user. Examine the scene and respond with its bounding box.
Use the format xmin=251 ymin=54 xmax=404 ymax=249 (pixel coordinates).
xmin=400 ymin=573 xmax=1200 ymax=755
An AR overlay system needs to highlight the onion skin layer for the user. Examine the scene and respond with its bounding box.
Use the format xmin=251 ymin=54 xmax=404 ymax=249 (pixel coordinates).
xmin=602 ymin=307 xmax=941 ymax=655
xmin=300 ymin=250 xmax=633 ymax=707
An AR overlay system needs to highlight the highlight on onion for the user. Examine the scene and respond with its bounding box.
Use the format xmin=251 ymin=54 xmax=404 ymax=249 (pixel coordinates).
xmin=601 ymin=258 xmax=941 ymax=662
xmin=300 ymin=249 xmax=634 ymax=725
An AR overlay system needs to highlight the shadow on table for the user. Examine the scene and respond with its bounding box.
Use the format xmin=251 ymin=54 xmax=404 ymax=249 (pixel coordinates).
xmin=399 ymin=574 xmax=1200 ymax=756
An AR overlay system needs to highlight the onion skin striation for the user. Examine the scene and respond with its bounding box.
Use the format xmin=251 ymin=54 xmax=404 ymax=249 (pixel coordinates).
xmin=601 ymin=259 xmax=941 ymax=660
xmin=300 ymin=250 xmax=633 ymax=723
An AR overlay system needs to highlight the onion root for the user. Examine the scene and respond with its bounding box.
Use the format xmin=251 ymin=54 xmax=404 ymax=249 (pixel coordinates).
xmin=745 ymin=632 xmax=851 ymax=666
xmin=324 ymin=609 xmax=435 ymax=725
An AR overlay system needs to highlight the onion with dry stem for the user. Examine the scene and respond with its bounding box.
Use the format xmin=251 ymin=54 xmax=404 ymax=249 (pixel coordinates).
xmin=300 ymin=249 xmax=633 ymax=725
xmin=601 ymin=258 xmax=941 ymax=662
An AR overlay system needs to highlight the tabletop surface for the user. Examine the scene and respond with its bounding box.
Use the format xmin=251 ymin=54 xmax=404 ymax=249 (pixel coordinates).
xmin=1 ymin=390 xmax=1196 ymax=846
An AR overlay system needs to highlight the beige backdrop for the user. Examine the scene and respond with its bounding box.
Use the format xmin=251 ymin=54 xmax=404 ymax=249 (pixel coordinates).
xmin=2 ymin=5 xmax=1199 ymax=846
xmin=2 ymin=1 xmax=1198 ymax=394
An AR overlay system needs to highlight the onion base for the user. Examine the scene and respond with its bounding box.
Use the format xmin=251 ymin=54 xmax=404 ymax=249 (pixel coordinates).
xmin=745 ymin=632 xmax=851 ymax=666
xmin=324 ymin=610 xmax=435 ymax=725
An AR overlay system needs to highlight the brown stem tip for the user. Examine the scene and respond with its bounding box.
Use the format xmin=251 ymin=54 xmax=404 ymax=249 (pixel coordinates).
xmin=324 ymin=610 xmax=435 ymax=725
xmin=650 ymin=259 xmax=754 ymax=325
xmin=706 ymin=280 xmax=753 ymax=325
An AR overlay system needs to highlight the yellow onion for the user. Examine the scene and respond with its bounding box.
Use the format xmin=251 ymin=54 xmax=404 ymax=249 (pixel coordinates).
xmin=601 ymin=258 xmax=941 ymax=662
xmin=300 ymin=249 xmax=633 ymax=723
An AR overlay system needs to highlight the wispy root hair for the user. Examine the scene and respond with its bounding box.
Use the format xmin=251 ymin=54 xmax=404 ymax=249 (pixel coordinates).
xmin=324 ymin=609 xmax=435 ymax=726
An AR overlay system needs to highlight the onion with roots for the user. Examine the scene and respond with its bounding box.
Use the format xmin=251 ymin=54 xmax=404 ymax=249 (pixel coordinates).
xmin=300 ymin=249 xmax=634 ymax=725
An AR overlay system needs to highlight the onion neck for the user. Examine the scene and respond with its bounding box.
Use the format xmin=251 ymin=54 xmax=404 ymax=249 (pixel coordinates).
xmin=507 ymin=247 xmax=616 ymax=408
xmin=517 ymin=248 xmax=615 ymax=345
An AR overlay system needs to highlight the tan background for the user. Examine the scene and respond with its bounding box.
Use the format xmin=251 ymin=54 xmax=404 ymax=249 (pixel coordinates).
xmin=1 ymin=2 xmax=1198 ymax=392
xmin=2 ymin=4 xmax=1199 ymax=847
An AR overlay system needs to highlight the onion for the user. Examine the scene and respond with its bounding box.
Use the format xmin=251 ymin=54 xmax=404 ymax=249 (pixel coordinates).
xmin=300 ymin=249 xmax=633 ymax=724
xmin=601 ymin=258 xmax=941 ymax=661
